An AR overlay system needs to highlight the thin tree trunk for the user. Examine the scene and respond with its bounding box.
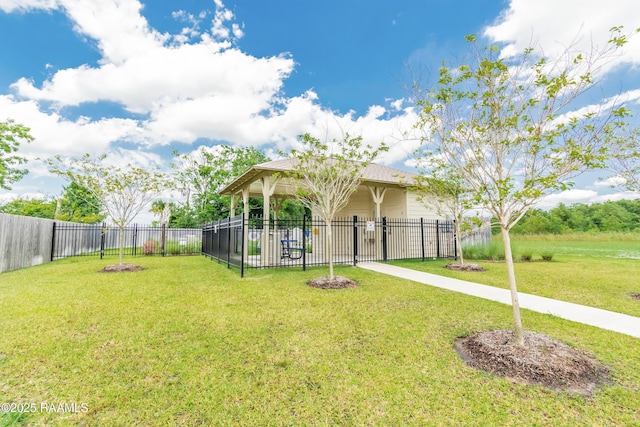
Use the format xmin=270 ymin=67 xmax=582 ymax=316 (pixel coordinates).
xmin=119 ymin=226 xmax=124 ymax=265
xmin=502 ymin=226 xmax=524 ymax=345
xmin=326 ymin=221 xmax=334 ymax=280
xmin=455 ymin=220 xmax=464 ymax=265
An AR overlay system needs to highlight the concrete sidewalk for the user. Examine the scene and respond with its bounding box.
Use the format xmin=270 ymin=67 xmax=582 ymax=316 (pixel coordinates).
xmin=358 ymin=262 xmax=640 ymax=339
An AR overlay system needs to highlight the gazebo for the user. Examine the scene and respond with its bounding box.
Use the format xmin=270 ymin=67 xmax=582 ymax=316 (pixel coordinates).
xmin=219 ymin=158 xmax=445 ymax=267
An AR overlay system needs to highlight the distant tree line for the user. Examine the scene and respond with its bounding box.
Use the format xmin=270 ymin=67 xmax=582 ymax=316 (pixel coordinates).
xmin=508 ymin=200 xmax=640 ymax=234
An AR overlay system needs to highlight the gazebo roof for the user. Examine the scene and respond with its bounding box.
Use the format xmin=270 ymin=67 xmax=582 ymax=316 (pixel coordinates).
xmin=219 ymin=158 xmax=417 ymax=196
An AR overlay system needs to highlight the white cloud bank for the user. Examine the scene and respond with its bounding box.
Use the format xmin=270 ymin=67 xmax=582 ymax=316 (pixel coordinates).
xmin=0 ymin=0 xmax=639 ymax=209
xmin=0 ymin=0 xmax=417 ymax=164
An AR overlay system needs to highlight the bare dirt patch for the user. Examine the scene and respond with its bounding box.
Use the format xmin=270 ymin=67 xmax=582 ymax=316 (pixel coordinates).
xmin=307 ymin=276 xmax=359 ymax=289
xmin=445 ymin=263 xmax=486 ymax=272
xmin=628 ymin=293 xmax=640 ymax=301
xmin=456 ymin=330 xmax=611 ymax=394
xmin=99 ymin=264 xmax=144 ymax=273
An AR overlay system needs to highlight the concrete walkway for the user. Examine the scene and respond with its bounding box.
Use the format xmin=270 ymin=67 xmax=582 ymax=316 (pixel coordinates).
xmin=358 ymin=262 xmax=640 ymax=339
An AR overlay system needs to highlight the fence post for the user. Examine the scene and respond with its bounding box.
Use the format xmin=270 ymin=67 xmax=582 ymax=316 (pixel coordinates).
xmin=217 ymin=219 xmax=222 ymax=264
xmin=227 ymin=217 xmax=232 ymax=269
xmin=132 ymin=224 xmax=138 ymax=256
xmin=50 ymin=222 xmax=57 ymax=261
xmin=382 ymin=217 xmax=388 ymax=263
xmin=453 ymin=220 xmax=458 ymax=261
xmin=160 ymin=223 xmax=166 ymax=257
xmin=420 ymin=218 xmax=425 ymax=262
xmin=352 ymin=215 xmax=358 ymax=266
xmin=100 ymin=222 xmax=106 ymax=259
xmin=435 ymin=220 xmax=440 ymax=258
xmin=302 ymin=215 xmax=307 ymax=272
xmin=240 ymin=214 xmax=245 ymax=278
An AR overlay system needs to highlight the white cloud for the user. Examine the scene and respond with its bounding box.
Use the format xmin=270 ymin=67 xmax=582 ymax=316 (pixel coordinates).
xmin=536 ymin=188 xmax=640 ymax=209
xmin=0 ymin=0 xmax=57 ymax=13
xmin=0 ymin=95 xmax=140 ymax=157
xmin=484 ymin=0 xmax=640 ymax=70
xmin=594 ymin=176 xmax=627 ymax=187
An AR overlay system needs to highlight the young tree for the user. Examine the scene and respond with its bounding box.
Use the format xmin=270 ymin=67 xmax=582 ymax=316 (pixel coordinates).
xmin=286 ymin=133 xmax=388 ymax=280
xmin=411 ymin=160 xmax=478 ymax=265
xmin=0 ymin=119 xmax=33 ymax=190
xmin=48 ymin=154 xmax=170 ymax=265
xmin=414 ymin=30 xmax=632 ymax=345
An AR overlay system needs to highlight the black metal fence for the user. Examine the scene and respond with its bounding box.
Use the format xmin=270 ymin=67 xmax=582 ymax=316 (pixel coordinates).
xmin=202 ymin=215 xmax=244 ymax=273
xmin=51 ymin=223 xmax=201 ymax=260
xmin=201 ymin=215 xmax=458 ymax=277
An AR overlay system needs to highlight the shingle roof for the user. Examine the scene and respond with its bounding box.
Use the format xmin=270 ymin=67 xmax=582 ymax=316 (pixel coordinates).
xmin=220 ymin=157 xmax=417 ymax=195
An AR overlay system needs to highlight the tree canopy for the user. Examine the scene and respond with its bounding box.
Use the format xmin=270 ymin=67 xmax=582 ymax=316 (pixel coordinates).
xmin=285 ymin=133 xmax=387 ymax=280
xmin=413 ymin=29 xmax=634 ymax=345
xmin=47 ymin=153 xmax=170 ymax=264
xmin=0 ymin=119 xmax=33 ymax=190
xmin=171 ymin=145 xmax=269 ymax=225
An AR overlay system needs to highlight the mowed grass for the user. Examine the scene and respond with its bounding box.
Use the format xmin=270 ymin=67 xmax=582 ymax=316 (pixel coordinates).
xmin=394 ymin=235 xmax=640 ymax=318
xmin=0 ymin=256 xmax=639 ymax=426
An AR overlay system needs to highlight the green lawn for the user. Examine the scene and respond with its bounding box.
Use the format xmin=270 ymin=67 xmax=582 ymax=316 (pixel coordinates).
xmin=0 ymin=256 xmax=639 ymax=426
xmin=393 ymin=235 xmax=640 ymax=317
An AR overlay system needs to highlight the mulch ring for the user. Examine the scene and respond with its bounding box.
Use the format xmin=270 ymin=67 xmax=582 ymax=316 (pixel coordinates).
xmin=455 ymin=330 xmax=611 ymax=395
xmin=99 ymin=264 xmax=144 ymax=273
xmin=307 ymin=276 xmax=359 ymax=289
xmin=628 ymin=293 xmax=640 ymax=301
xmin=445 ymin=263 xmax=486 ymax=272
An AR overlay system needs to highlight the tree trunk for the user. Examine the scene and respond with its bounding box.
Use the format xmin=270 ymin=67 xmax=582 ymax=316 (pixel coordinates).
xmin=118 ymin=226 xmax=124 ymax=265
xmin=502 ymin=226 xmax=524 ymax=345
xmin=455 ymin=220 xmax=464 ymax=265
xmin=326 ymin=221 xmax=334 ymax=280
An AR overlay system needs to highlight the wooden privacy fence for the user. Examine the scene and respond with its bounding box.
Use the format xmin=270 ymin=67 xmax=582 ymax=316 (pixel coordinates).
xmin=0 ymin=214 xmax=55 ymax=273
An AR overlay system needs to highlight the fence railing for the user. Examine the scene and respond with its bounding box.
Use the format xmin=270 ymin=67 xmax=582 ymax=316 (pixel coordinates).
xmin=202 ymin=215 xmax=244 ymax=274
xmin=201 ymin=215 xmax=462 ymax=277
xmin=51 ymin=223 xmax=202 ymax=259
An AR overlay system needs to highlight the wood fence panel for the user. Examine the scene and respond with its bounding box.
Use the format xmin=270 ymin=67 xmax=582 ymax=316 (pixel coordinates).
xmin=0 ymin=213 xmax=54 ymax=273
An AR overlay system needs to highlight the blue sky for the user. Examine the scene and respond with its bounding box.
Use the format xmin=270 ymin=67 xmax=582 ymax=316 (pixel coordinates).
xmin=1 ymin=0 xmax=640 ymax=213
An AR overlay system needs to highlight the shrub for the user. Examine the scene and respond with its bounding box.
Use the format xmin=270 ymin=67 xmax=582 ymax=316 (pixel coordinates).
xmin=142 ymin=240 xmax=157 ymax=255
xmin=520 ymin=252 xmax=533 ymax=262
xmin=463 ymin=242 xmax=505 ymax=261
xmin=541 ymin=253 xmax=554 ymax=261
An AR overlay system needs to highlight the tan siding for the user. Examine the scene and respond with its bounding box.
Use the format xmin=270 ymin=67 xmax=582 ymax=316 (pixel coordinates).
xmin=406 ymin=191 xmax=443 ymax=219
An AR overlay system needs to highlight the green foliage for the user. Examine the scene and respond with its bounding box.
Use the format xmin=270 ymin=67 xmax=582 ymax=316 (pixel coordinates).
xmin=286 ymin=133 xmax=388 ymax=279
xmin=171 ymin=145 xmax=269 ymax=224
xmin=463 ymin=242 xmax=505 ymax=261
xmin=414 ymin=29 xmax=634 ymax=344
xmin=511 ymin=200 xmax=640 ymax=234
xmin=0 ymin=119 xmax=33 ymax=190
xmin=55 ymin=182 xmax=105 ymax=223
xmin=0 ymin=198 xmax=56 ymax=218
xmin=286 ymin=133 xmax=388 ymax=221
xmin=415 ymin=29 xmax=632 ymax=231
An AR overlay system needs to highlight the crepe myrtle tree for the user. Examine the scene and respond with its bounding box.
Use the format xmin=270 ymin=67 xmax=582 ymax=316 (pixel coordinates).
xmin=0 ymin=119 xmax=33 ymax=190
xmin=410 ymin=160 xmax=479 ymax=265
xmin=414 ymin=29 xmax=634 ymax=345
xmin=48 ymin=154 xmax=171 ymax=265
xmin=285 ymin=133 xmax=388 ymax=280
